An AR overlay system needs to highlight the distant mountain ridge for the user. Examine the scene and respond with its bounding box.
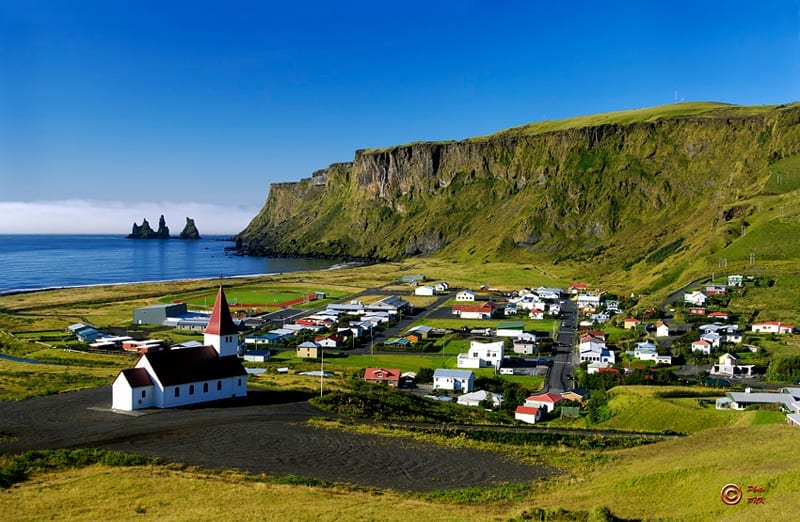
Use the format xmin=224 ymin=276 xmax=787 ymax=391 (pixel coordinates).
xmin=236 ymin=102 xmax=800 ymax=289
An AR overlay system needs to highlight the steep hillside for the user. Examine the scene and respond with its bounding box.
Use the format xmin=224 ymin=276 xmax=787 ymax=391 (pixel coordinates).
xmin=238 ymin=102 xmax=800 ymax=290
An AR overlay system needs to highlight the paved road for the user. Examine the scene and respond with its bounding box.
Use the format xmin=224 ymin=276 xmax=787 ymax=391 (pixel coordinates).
xmin=545 ymin=299 xmax=578 ymax=394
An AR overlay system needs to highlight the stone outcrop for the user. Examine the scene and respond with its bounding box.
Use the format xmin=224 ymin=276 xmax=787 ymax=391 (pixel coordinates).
xmin=179 ymin=217 xmax=201 ymax=240
xmin=127 ymin=215 xmax=178 ymax=239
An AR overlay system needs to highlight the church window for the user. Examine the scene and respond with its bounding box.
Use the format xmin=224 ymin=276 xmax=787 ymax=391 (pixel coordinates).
xmin=203 ymin=383 xmax=209 ymax=393
xmin=189 ymin=385 xmax=195 ymax=395
xmin=141 ymin=390 xmax=146 ymax=398
xmin=174 ymin=387 xmax=180 ymax=397
xmin=217 ymin=380 xmax=222 ymax=391
xmin=238 ymin=378 xmax=242 ymax=386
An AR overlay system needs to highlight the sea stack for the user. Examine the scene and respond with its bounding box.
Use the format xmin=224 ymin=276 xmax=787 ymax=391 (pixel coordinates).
xmin=179 ymin=217 xmax=201 ymax=240
xmin=127 ymin=215 xmax=171 ymax=239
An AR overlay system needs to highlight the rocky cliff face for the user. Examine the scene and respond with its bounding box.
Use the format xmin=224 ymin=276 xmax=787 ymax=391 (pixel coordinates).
xmin=237 ymin=103 xmax=800 ymax=275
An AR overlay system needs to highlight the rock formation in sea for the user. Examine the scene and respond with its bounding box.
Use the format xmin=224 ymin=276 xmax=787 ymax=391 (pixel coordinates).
xmin=128 ymin=215 xmax=171 ymax=239
xmin=179 ymin=217 xmax=201 ymax=240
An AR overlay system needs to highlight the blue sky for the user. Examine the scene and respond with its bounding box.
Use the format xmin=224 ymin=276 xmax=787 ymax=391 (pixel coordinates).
xmin=1 ymin=0 xmax=798 ymax=233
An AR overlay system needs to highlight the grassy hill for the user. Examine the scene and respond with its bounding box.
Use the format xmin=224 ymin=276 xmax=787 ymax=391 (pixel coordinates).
xmin=238 ymin=102 xmax=800 ymax=303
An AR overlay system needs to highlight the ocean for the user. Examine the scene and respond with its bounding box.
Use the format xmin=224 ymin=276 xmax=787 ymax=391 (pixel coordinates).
xmin=0 ymin=235 xmax=341 ymax=294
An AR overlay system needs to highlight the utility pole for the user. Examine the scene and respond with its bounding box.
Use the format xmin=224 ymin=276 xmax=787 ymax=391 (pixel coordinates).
xmin=320 ymin=347 xmax=324 ymax=397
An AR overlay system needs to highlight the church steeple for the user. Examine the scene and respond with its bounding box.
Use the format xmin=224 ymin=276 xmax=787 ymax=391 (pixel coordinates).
xmin=204 ymin=287 xmax=239 ymax=357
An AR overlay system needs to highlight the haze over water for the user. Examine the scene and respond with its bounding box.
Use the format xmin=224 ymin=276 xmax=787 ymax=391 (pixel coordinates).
xmin=0 ymin=235 xmax=339 ymax=294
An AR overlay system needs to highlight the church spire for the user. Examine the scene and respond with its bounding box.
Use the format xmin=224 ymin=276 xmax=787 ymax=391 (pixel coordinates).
xmin=204 ymin=287 xmax=239 ymax=357
xmin=204 ymin=286 xmax=238 ymax=336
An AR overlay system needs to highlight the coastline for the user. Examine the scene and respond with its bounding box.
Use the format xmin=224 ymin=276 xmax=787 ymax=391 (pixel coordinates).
xmin=0 ymin=234 xmax=346 ymax=295
xmin=0 ymin=261 xmax=369 ymax=297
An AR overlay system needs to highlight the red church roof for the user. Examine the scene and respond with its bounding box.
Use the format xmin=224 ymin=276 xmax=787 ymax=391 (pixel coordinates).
xmin=204 ymin=287 xmax=239 ymax=336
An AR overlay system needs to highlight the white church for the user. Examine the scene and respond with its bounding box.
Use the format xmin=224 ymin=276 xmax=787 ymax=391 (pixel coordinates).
xmin=112 ymin=287 xmax=248 ymax=411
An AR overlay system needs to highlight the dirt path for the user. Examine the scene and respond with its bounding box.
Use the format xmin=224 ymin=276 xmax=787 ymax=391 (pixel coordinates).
xmin=0 ymin=388 xmax=554 ymax=492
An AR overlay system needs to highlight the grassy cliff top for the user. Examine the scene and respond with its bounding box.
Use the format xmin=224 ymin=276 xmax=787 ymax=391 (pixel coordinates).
xmin=363 ymin=101 xmax=795 ymax=153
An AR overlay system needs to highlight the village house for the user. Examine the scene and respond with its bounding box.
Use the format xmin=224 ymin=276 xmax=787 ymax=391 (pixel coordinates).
xmin=684 ymin=291 xmax=708 ymax=306
xmin=243 ymin=349 xmax=270 ymax=362
xmin=364 ymin=367 xmax=401 ymax=387
xmin=700 ymin=332 xmax=722 ymax=349
xmin=315 ymin=334 xmax=343 ymax=349
xmin=576 ymin=293 xmax=601 ymax=311
xmin=691 ymin=339 xmax=712 ymax=355
xmin=711 ymin=353 xmax=756 ymax=377
xmin=111 ymin=287 xmax=247 ymax=411
xmin=455 ymin=290 xmax=477 ymax=301
xmin=457 ymin=340 xmax=504 ymax=370
xmin=579 ymin=332 xmax=615 ymax=364
xmin=727 ymin=274 xmax=744 ymax=287
xmin=568 ymin=283 xmax=588 ymax=295
xmin=524 ymin=392 xmax=563 ymax=413
xmin=751 ymin=321 xmax=794 ymax=334
xmin=452 ymin=302 xmax=496 ymax=320
xmin=688 ymin=307 xmax=706 ymax=316
xmin=633 ymin=341 xmax=672 ymax=365
xmin=705 ymin=285 xmax=727 ymax=296
xmin=495 ymin=321 xmax=525 ymax=337
xmin=560 ymin=388 xmax=590 ymax=404
xmin=457 ymin=390 xmax=503 ymax=408
xmin=513 ymin=337 xmax=536 ymax=355
xmin=433 ymin=369 xmax=474 ymax=393
xmin=514 ymin=405 xmax=541 ymax=424
xmin=528 ymin=308 xmax=545 ymax=320
xmin=623 ymin=318 xmax=641 ymax=330
xmin=655 ymin=320 xmax=670 ymax=338
xmin=296 ymin=341 xmax=320 ymax=359
xmin=414 ymin=285 xmax=435 ymax=296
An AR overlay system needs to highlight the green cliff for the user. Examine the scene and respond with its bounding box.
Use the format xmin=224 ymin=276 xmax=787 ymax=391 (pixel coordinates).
xmin=237 ymin=102 xmax=800 ymax=287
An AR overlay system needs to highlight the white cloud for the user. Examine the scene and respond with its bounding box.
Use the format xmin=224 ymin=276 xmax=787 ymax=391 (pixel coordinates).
xmin=0 ymin=200 xmax=261 ymax=235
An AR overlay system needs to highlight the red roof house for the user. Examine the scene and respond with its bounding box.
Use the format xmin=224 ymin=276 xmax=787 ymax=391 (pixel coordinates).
xmin=364 ymin=367 xmax=401 ymax=387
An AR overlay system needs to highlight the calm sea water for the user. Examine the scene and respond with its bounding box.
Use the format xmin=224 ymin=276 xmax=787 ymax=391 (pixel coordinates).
xmin=0 ymin=235 xmax=340 ymax=294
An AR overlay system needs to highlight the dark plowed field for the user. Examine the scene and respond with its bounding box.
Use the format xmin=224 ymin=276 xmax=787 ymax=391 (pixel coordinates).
xmin=0 ymin=387 xmax=553 ymax=492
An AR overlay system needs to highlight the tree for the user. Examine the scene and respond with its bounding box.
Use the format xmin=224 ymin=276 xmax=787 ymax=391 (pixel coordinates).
xmin=416 ymin=367 xmax=434 ymax=384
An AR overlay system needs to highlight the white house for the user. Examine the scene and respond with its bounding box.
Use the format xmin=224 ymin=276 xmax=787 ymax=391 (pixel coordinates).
xmin=514 ymin=405 xmax=541 ymax=424
xmin=684 ymin=291 xmax=708 ymax=306
xmin=580 ymin=343 xmax=615 ymax=364
xmin=455 ymin=290 xmax=477 ymax=302
xmin=433 ymin=369 xmax=474 ymax=393
xmin=524 ymin=392 xmax=563 ymax=413
xmin=700 ymin=332 xmax=722 ymax=349
xmin=457 ymin=340 xmax=504 ymax=370
xmin=528 ymin=308 xmax=545 ymax=320
xmin=633 ymin=341 xmax=671 ymax=365
xmin=112 ymin=287 xmax=247 ymax=411
xmin=727 ymin=275 xmax=744 ymax=287
xmin=711 ymin=353 xmax=756 ymax=377
xmin=457 ymin=390 xmax=503 ymax=408
xmin=513 ymin=338 xmax=536 ymax=355
xmin=751 ymin=321 xmax=794 ymax=334
xmin=577 ymin=293 xmax=601 ymax=311
xmin=691 ymin=339 xmax=712 ymax=355
xmin=496 ymin=321 xmax=525 ymax=337
xmin=414 ymin=285 xmax=435 ymax=296
xmin=655 ymin=320 xmax=670 ymax=338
